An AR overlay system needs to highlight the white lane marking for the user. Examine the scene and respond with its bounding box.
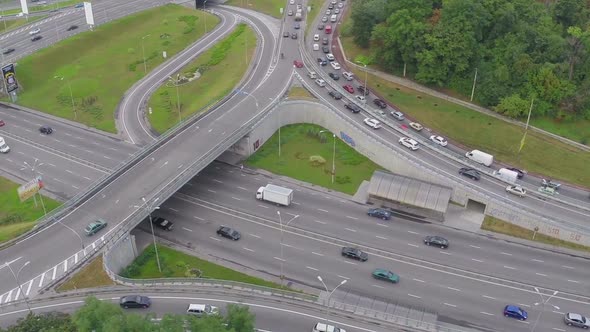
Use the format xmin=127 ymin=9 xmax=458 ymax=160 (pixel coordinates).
xmin=552 ymin=328 xmax=566 ymax=332
xmin=65 ymin=170 xmax=74 ymax=174
xmin=306 ymin=266 xmax=318 ymax=271
xmin=517 ymin=303 xmax=531 ymax=308
xmin=376 ymin=224 xmax=389 ymax=228
xmin=314 ymin=220 xmax=326 ymax=225
xmin=182 ymin=227 xmax=193 ymax=232
xmin=231 ymin=197 xmax=241 ymax=201
xmin=480 ymin=312 xmax=494 ymax=316
xmin=532 ymin=259 xmax=544 ymax=263
xmin=237 ymin=186 xmax=248 ymax=191
xmin=471 ymin=258 xmax=483 ymax=262
xmin=447 ymin=287 xmax=461 ymax=292
xmin=38 ymin=273 xmax=45 ymax=287
xmin=14 ymin=288 xmax=20 ymax=301
xmin=83 ymin=176 xmax=92 ymax=180
xmin=344 ymin=228 xmax=356 ymax=232
xmin=345 ymin=216 xmax=358 ymax=220
xmin=553 ymin=311 xmax=565 ymax=315
xmin=285 ymin=212 xmax=298 ymax=217
xmin=413 ymin=279 xmax=425 ymax=283
xmin=243 ymin=247 xmax=254 ymax=252
xmin=562 ymin=265 xmax=574 ymax=269
xmin=407 ymin=294 xmax=421 ymax=299
xmin=469 ymin=245 xmax=481 ymax=249
xmin=63 ymin=259 xmax=68 ymax=272
xmin=343 ymin=260 xmax=357 ymax=265
xmin=103 ymin=155 xmax=112 ymax=160
xmin=443 ymin=303 xmax=457 ymax=308
xmin=292 ymin=202 xmax=300 ymax=205
xmin=439 ymin=251 xmax=451 ymax=255
xmin=209 ymin=237 xmax=221 ymax=242
xmin=567 ymin=280 xmax=580 ymax=283
xmin=500 ymin=252 xmax=513 ymax=256
xmin=207 ymin=189 xmax=216 ymax=193
xmin=337 ymin=275 xmax=349 ymax=280
xmin=25 ymin=280 xmax=33 ymax=296
xmin=51 ymin=266 xmax=57 ymax=280
xmin=535 ymin=273 xmax=547 ymax=277
xmin=407 ymin=243 xmax=419 ymax=248
xmin=258 ymin=204 xmax=269 ymax=209
xmin=482 ymin=295 xmax=496 ymax=300
xmin=177 ymin=164 xmax=184 ymax=169
xmin=375 ymin=236 xmax=387 ymax=240
xmin=503 ymin=266 xmax=516 ymax=270
xmin=169 ymin=208 xmax=179 ymax=212
xmin=273 ymin=257 xmax=286 ymax=262
xmin=249 ymin=234 xmax=261 ymax=239
xmin=318 ymin=209 xmax=329 ymax=213
xmin=407 ymin=231 xmax=419 ymax=235
xmin=193 ymin=216 xmax=204 ymax=220
xmin=312 ymin=252 xmax=324 ymax=256
xmin=213 ymin=179 xmax=223 ymax=183
xmin=371 ymin=285 xmax=384 ymax=289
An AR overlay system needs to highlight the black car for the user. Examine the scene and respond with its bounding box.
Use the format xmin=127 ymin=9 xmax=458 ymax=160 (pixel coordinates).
xmin=367 ymin=208 xmax=391 ymax=220
xmin=328 ymin=72 xmax=340 ymax=80
xmin=317 ymin=57 xmax=328 ymax=66
xmin=217 ymin=226 xmax=241 ymax=240
xmin=373 ymin=99 xmax=387 ymax=109
xmin=31 ymin=35 xmax=42 ymax=42
xmin=39 ymin=126 xmax=53 ymax=134
xmin=283 ymin=31 xmax=290 ymax=38
xmin=120 ymin=295 xmax=151 ymax=309
xmin=294 ymin=23 xmax=300 ymax=29
xmin=322 ymin=37 xmax=329 ymax=45
xmin=341 ymin=247 xmax=368 ymax=261
xmin=357 ymin=85 xmax=370 ymax=96
xmin=423 ymin=235 xmax=449 ymax=249
xmin=2 ymin=48 xmax=15 ymax=55
xmin=328 ymin=3 xmax=334 ymax=9
xmin=152 ymin=217 xmax=173 ymax=231
xmin=459 ymin=167 xmax=481 ymax=180
xmin=291 ymin=32 xmax=297 ymax=39
xmin=345 ymin=103 xmax=361 ymax=113
xmin=329 ymin=90 xmax=343 ymax=100
xmin=318 ymin=24 xmax=324 ymax=30
xmin=67 ymin=25 xmax=78 ymax=31
xmin=506 ymin=167 xmax=525 ymax=179
xmin=322 ymin=46 xmax=330 ymax=53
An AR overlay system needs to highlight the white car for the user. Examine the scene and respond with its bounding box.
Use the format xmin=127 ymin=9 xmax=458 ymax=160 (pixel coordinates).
xmin=409 ymin=122 xmax=423 ymax=131
xmin=330 ymin=61 xmax=341 ymax=70
xmin=356 ymin=95 xmax=366 ymax=103
xmin=326 ymin=53 xmax=335 ymax=61
xmin=429 ymin=135 xmax=448 ymax=147
xmin=315 ymin=79 xmax=326 ymax=87
xmin=289 ymin=0 xmax=294 ymax=4
xmin=399 ymin=137 xmax=419 ymax=151
xmin=29 ymin=28 xmax=41 ymax=35
xmin=335 ymin=8 xmax=340 ymax=14
xmin=314 ymin=34 xmax=320 ymax=41
xmin=506 ymin=185 xmax=526 ymax=197
xmin=338 ymin=2 xmax=344 ymax=8
xmin=364 ymin=118 xmax=381 ymax=129
xmin=376 ymin=109 xmax=386 ymax=118
xmin=325 ymin=9 xmax=331 ymax=15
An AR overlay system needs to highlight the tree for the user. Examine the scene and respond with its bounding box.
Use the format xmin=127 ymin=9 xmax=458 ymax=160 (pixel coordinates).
xmin=495 ymin=94 xmax=531 ymax=118
xmin=72 ymin=296 xmax=126 ymax=332
xmin=2 ymin=312 xmax=76 ymax=332
xmin=566 ymin=26 xmax=590 ymax=81
xmin=187 ymin=316 xmax=229 ymax=332
xmin=225 ymin=304 xmax=255 ymax=332
xmin=350 ymin=0 xmax=390 ymax=48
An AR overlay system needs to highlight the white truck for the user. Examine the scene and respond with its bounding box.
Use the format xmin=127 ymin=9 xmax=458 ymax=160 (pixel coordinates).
xmin=256 ymin=184 xmax=293 ymax=206
xmin=0 ymin=137 xmax=10 ymax=153
xmin=494 ymin=168 xmax=518 ymax=184
xmin=295 ymin=12 xmax=302 ymax=21
xmin=465 ymin=149 xmax=493 ymax=167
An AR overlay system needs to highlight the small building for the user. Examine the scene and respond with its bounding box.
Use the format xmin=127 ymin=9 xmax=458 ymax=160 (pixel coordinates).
xmin=367 ymin=171 xmax=452 ymax=222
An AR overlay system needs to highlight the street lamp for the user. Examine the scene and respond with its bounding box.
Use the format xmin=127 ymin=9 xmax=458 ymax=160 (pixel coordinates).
xmin=319 ymin=131 xmax=336 ymax=184
xmin=5 ymin=260 xmax=32 ymax=314
xmin=317 ymin=276 xmax=347 ymax=329
xmin=53 ymin=76 xmax=76 ymax=120
xmin=356 ymin=61 xmax=368 ymax=106
xmin=277 ymin=211 xmax=298 ymax=286
xmin=141 ymin=34 xmax=151 ymax=74
xmin=168 ymin=75 xmax=182 ymax=123
xmin=531 ymin=288 xmax=559 ymax=332
xmin=135 ymin=197 xmax=162 ymax=273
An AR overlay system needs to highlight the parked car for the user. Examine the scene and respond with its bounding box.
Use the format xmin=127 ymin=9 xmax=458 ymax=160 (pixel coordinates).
xmin=423 ymin=235 xmax=449 ymax=248
xmin=2 ymin=48 xmax=15 ymax=55
xmin=503 ymin=305 xmax=527 ymax=321
xmin=342 ymin=84 xmax=354 ymax=93
xmin=293 ymin=60 xmax=303 ymax=68
xmin=344 ymin=103 xmax=361 ymax=113
xmin=390 ymin=111 xmax=404 ymax=121
xmin=459 ymin=167 xmax=481 ymax=180
xmin=363 ymin=118 xmax=381 ymax=129
xmin=367 ymin=208 xmax=390 ymax=220
xmin=67 ymin=25 xmax=79 ymax=31
xmin=328 ymin=72 xmax=339 ymax=80
xmin=399 ymin=137 xmax=419 ymax=151
xmin=506 ymin=167 xmax=525 ymax=179
xmin=152 ymin=216 xmax=174 ymax=231
xmin=564 ymin=313 xmax=590 ymax=329
xmin=373 ymin=99 xmax=387 ymax=109
xmin=85 ymin=219 xmax=107 ymax=236
xmin=120 ymin=295 xmax=151 ymax=309
xmin=429 ymin=135 xmax=448 ymax=147
xmin=313 ymin=34 xmax=320 ymax=41
xmin=372 ymin=269 xmax=399 ymax=283
xmin=341 ymin=247 xmax=368 ymax=261
xmin=409 ymin=122 xmax=423 ymax=131
xmin=216 ymin=226 xmax=241 ymax=240
xmin=31 ymin=35 xmax=43 ymax=42
xmin=39 ymin=126 xmax=53 ymax=135
xmin=328 ymin=90 xmax=343 ymax=100
xmin=506 ymin=185 xmax=526 ymax=197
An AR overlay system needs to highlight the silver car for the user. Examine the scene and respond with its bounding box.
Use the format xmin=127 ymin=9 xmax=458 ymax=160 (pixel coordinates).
xmin=564 ymin=313 xmax=590 ymax=329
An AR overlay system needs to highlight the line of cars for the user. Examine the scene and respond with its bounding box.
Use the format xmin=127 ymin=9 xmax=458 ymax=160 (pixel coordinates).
xmin=2 ymin=24 xmax=80 ymax=55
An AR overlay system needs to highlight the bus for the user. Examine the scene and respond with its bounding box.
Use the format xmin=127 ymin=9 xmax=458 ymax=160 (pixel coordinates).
xmin=325 ymin=25 xmax=332 ymax=34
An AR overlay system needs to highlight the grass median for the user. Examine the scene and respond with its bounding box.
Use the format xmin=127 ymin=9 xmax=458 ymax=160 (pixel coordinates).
xmin=14 ymin=4 xmax=219 ymax=133
xmin=0 ymin=177 xmax=61 ymax=244
xmin=57 ymin=256 xmax=115 ymax=291
xmin=246 ymin=124 xmax=382 ymax=195
xmin=147 ymin=24 xmax=255 ymax=134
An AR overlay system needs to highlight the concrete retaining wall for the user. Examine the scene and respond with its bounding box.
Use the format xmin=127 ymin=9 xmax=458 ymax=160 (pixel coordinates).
xmin=103 ymin=234 xmax=138 ymax=275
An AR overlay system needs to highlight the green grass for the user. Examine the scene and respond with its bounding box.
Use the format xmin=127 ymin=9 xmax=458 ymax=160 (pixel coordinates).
xmin=224 ymin=0 xmax=283 ymax=18
xmin=57 ymin=256 xmax=116 ymax=292
xmin=246 ymin=124 xmax=382 ymax=195
xmin=122 ymin=245 xmax=289 ymax=289
xmin=306 ymin=0 xmax=322 ymax=31
xmin=287 ymin=86 xmax=316 ymax=99
xmin=0 ymin=16 xmax=45 ymax=34
xmin=482 ymin=216 xmax=590 ymax=253
xmin=530 ymin=117 xmax=590 ymax=145
xmin=147 ymin=24 xmax=254 ymax=134
xmin=0 ymin=177 xmax=61 ymax=244
xmin=13 ymin=4 xmax=218 ymax=133
xmin=2 ymin=0 xmax=77 ymax=15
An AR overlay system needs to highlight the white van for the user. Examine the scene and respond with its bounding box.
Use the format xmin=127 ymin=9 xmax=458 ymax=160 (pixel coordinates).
xmin=312 ymin=322 xmax=346 ymax=332
xmin=186 ymin=304 xmax=219 ymax=317
xmin=465 ymin=149 xmax=494 ymax=167
xmin=330 ymin=14 xmax=337 ymax=23
xmin=0 ymin=137 xmax=10 ymax=153
xmin=494 ymin=168 xmax=518 ymax=184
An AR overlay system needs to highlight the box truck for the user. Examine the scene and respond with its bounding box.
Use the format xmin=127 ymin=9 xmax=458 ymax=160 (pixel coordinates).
xmin=465 ymin=150 xmax=493 ymax=167
xmin=494 ymin=168 xmax=518 ymax=184
xmin=256 ymin=184 xmax=293 ymax=206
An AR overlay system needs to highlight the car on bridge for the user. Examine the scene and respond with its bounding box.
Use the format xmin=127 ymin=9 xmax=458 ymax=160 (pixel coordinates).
xmin=372 ymin=269 xmax=399 ymax=283
xmin=341 ymin=247 xmax=368 ymax=261
xmin=503 ymin=305 xmax=527 ymax=320
xmin=120 ymin=295 xmax=151 ymax=309
xmin=459 ymin=167 xmax=481 ymax=181
xmin=330 ymin=61 xmax=341 ymax=70
xmin=85 ymin=219 xmax=107 ymax=236
xmin=423 ymin=235 xmax=449 ymax=249
xmin=217 ymin=226 xmax=241 ymax=240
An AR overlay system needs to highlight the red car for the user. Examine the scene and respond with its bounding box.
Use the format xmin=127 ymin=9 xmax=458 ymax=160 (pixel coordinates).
xmin=293 ymin=60 xmax=303 ymax=68
xmin=0 ymin=120 xmax=5 ymax=127
xmin=343 ymin=84 xmax=354 ymax=93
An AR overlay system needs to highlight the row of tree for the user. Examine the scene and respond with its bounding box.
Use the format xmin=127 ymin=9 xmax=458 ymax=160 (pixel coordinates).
xmin=2 ymin=296 xmax=255 ymax=332
xmin=348 ymin=0 xmax=590 ymax=120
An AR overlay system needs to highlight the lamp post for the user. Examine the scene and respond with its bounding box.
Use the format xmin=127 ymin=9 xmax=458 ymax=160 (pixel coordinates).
xmin=277 ymin=211 xmax=299 ymax=286
xmin=5 ymin=260 xmax=32 ymax=314
xmin=356 ymin=61 xmax=368 ymax=106
xmin=319 ymin=131 xmax=336 ymax=184
xmin=531 ymin=288 xmax=559 ymax=332
xmin=53 ymin=76 xmax=76 ymax=120
xmin=168 ymin=75 xmax=182 ymax=123
xmin=317 ymin=276 xmax=347 ymax=329
xmin=135 ymin=197 xmax=162 ymax=273
xmin=141 ymin=34 xmax=151 ymax=74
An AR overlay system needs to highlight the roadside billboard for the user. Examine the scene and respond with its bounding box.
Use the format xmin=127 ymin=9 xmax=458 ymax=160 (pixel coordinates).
xmin=2 ymin=64 xmax=18 ymax=93
xmin=17 ymin=176 xmax=44 ymax=202
xmin=19 ymin=0 xmax=28 ymax=15
xmin=84 ymin=2 xmax=94 ymax=26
